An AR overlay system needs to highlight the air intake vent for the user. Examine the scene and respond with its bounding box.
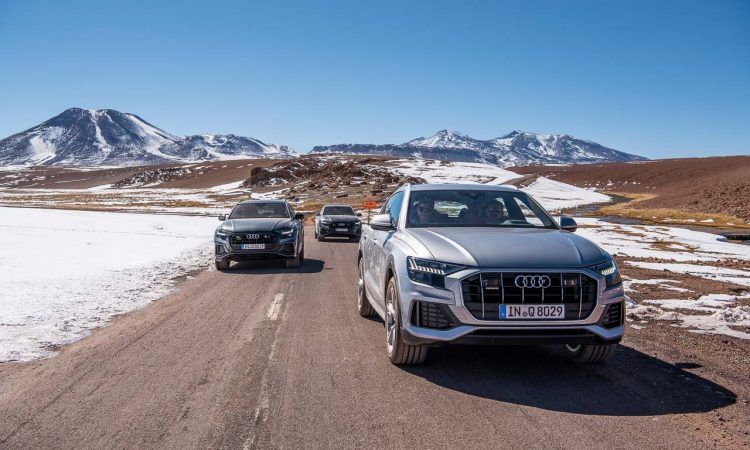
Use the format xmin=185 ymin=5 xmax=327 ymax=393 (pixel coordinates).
xmin=600 ymin=302 xmax=624 ymax=328
xmin=412 ymin=302 xmax=454 ymax=329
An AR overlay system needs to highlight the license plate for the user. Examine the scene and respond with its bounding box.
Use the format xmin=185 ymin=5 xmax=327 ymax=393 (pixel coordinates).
xmin=500 ymin=304 xmax=565 ymax=320
xmin=241 ymin=244 xmax=265 ymax=250
xmin=335 ymin=228 xmax=348 ymax=232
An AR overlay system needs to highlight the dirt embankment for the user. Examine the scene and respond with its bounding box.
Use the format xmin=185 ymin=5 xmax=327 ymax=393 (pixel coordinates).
xmin=514 ymin=156 xmax=750 ymax=226
xmin=244 ymin=155 xmax=424 ymax=208
xmin=0 ymin=159 xmax=276 ymax=190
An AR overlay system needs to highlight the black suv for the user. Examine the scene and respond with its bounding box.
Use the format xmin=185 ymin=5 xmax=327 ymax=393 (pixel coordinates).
xmin=314 ymin=204 xmax=362 ymax=241
xmin=214 ymin=200 xmax=305 ymax=270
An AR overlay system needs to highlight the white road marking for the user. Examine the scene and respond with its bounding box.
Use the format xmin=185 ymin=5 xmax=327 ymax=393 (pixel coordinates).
xmin=265 ymin=294 xmax=284 ymax=321
xmin=244 ymin=300 xmax=286 ymax=450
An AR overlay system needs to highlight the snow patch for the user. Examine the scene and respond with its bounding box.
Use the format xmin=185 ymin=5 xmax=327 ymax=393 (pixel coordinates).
xmin=0 ymin=207 xmax=216 ymax=362
xmin=522 ymin=177 xmax=610 ymax=212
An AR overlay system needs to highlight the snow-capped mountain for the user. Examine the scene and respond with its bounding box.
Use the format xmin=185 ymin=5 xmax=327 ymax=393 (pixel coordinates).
xmin=182 ymin=134 xmax=294 ymax=160
xmin=311 ymin=129 xmax=646 ymax=166
xmin=0 ymin=108 xmax=297 ymax=166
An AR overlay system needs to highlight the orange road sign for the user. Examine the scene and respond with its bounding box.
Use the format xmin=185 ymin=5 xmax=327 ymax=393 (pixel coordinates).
xmin=363 ymin=201 xmax=377 ymax=209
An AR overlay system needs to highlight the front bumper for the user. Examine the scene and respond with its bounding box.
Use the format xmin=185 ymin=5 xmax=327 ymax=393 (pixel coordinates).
xmin=214 ymin=236 xmax=298 ymax=261
xmin=396 ymin=267 xmax=626 ymax=346
xmin=319 ymin=225 xmax=362 ymax=238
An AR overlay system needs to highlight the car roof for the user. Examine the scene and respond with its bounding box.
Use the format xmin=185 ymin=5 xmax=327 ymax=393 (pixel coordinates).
xmin=236 ymin=199 xmax=288 ymax=205
xmin=322 ymin=204 xmax=354 ymax=208
xmin=406 ymin=183 xmax=520 ymax=192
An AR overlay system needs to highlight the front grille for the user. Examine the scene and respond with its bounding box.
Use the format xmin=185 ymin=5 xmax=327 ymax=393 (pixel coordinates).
xmin=600 ymin=301 xmax=624 ymax=328
xmin=412 ymin=301 xmax=454 ymax=329
xmin=230 ymin=232 xmax=277 ymax=246
xmin=461 ymin=272 xmax=598 ymax=321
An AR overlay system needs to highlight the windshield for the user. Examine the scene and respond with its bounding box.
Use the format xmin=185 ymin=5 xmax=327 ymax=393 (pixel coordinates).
xmin=229 ymin=202 xmax=290 ymax=219
xmin=406 ymin=190 xmax=556 ymax=228
xmin=322 ymin=206 xmax=355 ymax=216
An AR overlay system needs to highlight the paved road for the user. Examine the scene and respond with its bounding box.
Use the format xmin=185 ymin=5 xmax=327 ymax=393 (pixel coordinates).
xmin=0 ymin=227 xmax=742 ymax=449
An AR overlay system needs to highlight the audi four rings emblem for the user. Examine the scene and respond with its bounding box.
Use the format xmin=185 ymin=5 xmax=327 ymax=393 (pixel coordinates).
xmin=247 ymin=234 xmax=260 ymax=239
xmin=514 ymin=275 xmax=552 ymax=289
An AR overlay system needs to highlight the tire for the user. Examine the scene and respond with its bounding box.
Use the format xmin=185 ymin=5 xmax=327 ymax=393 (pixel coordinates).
xmin=215 ymin=259 xmax=230 ymax=271
xmin=286 ymin=247 xmax=303 ymax=269
xmin=563 ymin=343 xmax=617 ymax=363
xmin=357 ymin=258 xmax=375 ymax=317
xmin=385 ymin=276 xmax=427 ymax=365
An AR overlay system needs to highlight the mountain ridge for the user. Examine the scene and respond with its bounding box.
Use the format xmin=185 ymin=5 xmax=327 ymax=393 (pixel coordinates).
xmin=0 ymin=108 xmax=297 ymax=166
xmin=311 ymin=129 xmax=646 ymax=166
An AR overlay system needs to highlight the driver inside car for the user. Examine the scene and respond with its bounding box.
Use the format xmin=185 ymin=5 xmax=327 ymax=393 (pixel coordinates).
xmin=410 ymin=197 xmax=443 ymax=225
xmin=484 ymin=198 xmax=508 ymax=224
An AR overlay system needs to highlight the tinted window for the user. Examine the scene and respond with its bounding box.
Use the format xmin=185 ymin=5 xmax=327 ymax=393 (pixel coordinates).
xmin=406 ymin=190 xmax=555 ymax=228
xmin=322 ymin=206 xmax=355 ymax=216
xmin=229 ymin=202 xmax=291 ymax=219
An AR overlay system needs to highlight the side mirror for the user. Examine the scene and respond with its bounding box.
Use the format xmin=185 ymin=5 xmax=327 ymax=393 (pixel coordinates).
xmin=559 ymin=216 xmax=577 ymax=232
xmin=315 ymin=212 xmax=321 ymax=216
xmin=294 ymin=213 xmax=305 ymax=220
xmin=356 ymin=212 xmax=362 ymax=217
xmin=218 ymin=214 xmax=227 ymax=221
xmin=370 ymin=214 xmax=396 ymax=231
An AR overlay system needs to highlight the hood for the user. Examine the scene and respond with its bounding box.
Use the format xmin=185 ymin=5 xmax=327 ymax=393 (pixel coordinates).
xmin=406 ymin=227 xmax=608 ymax=269
xmin=218 ymin=218 xmax=294 ymax=233
xmin=321 ymin=215 xmax=360 ymax=222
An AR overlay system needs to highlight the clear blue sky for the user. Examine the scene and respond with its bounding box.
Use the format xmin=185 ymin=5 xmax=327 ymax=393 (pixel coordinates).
xmin=0 ymin=0 xmax=748 ymax=158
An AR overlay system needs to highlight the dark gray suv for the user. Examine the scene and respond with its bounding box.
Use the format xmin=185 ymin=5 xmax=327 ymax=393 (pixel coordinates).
xmin=314 ymin=204 xmax=362 ymax=241
xmin=214 ymin=200 xmax=305 ymax=270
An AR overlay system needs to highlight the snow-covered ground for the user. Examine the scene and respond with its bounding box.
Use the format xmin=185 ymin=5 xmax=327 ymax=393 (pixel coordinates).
xmin=390 ymin=159 xmax=610 ymax=212
xmin=522 ymin=177 xmax=610 ymax=212
xmin=577 ymin=218 xmax=750 ymax=339
xmin=391 ymin=159 xmax=519 ymax=185
xmin=0 ymin=207 xmax=216 ymax=362
xmin=0 ymin=186 xmax=246 ymax=215
xmin=639 ymin=294 xmax=750 ymax=340
xmin=576 ymin=218 xmax=750 ymax=263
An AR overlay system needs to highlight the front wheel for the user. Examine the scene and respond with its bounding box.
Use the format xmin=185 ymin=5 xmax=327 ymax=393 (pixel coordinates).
xmin=385 ymin=277 xmax=427 ymax=365
xmin=286 ymin=247 xmax=304 ymax=269
xmin=215 ymin=259 xmax=230 ymax=271
xmin=357 ymin=258 xmax=375 ymax=317
xmin=563 ymin=343 xmax=617 ymax=363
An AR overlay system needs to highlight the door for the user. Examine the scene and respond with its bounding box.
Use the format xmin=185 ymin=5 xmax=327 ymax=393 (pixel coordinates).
xmin=369 ymin=191 xmax=404 ymax=305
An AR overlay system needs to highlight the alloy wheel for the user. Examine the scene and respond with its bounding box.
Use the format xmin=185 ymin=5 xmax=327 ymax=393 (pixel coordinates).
xmin=357 ymin=260 xmax=365 ymax=309
xmin=385 ymin=284 xmax=397 ymax=356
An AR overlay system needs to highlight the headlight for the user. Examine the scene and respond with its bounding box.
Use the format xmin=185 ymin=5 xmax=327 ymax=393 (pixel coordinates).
xmin=407 ymin=257 xmax=465 ymax=289
xmin=589 ymin=259 xmax=622 ymax=288
xmin=277 ymin=228 xmax=295 ymax=238
xmin=215 ymin=230 xmax=230 ymax=243
xmin=320 ymin=218 xmax=332 ymax=224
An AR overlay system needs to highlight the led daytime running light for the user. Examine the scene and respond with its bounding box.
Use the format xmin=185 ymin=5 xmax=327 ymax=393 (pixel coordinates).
xmin=407 ymin=257 xmax=464 ymax=276
xmin=599 ymin=262 xmax=616 ymax=276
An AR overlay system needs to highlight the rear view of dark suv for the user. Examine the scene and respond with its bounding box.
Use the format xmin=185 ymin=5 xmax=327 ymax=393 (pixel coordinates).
xmin=214 ymin=200 xmax=305 ymax=270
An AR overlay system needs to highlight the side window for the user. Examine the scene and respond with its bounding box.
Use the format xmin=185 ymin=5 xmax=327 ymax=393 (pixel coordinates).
xmin=384 ymin=191 xmax=404 ymax=222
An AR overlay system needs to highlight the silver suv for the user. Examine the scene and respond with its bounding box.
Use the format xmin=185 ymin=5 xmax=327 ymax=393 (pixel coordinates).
xmin=357 ymin=184 xmax=625 ymax=365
